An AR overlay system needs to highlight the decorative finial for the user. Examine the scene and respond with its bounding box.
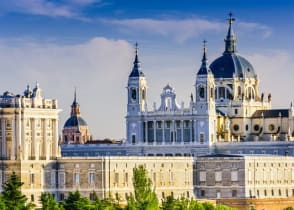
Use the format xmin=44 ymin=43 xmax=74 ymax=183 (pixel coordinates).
xmin=35 ymin=81 xmax=39 ymax=88
xmin=202 ymin=39 xmax=208 ymax=63
xmin=228 ymin=12 xmax=235 ymax=25
xmin=224 ymin=12 xmax=237 ymax=53
xmin=74 ymin=86 xmax=77 ymax=103
xmin=135 ymin=42 xmax=139 ymax=55
xmin=203 ymin=40 xmax=207 ymax=52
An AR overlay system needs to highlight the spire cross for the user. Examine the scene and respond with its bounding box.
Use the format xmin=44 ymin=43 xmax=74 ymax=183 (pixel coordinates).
xmin=228 ymin=12 xmax=235 ymax=26
xmin=135 ymin=42 xmax=139 ymax=55
xmin=203 ymin=40 xmax=207 ymax=52
xmin=74 ymin=86 xmax=77 ymax=103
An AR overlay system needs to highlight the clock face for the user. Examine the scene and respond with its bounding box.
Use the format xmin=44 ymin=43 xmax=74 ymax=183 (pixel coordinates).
xmin=131 ymin=88 xmax=136 ymax=100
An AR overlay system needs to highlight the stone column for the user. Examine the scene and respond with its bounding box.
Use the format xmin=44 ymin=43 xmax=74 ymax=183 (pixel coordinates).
xmin=53 ymin=118 xmax=59 ymax=158
xmin=153 ymin=120 xmax=157 ymax=143
xmin=190 ymin=120 xmax=193 ymax=143
xmin=181 ymin=120 xmax=184 ymax=143
xmin=10 ymin=118 xmax=15 ymax=160
xmin=1 ymin=119 xmax=6 ymax=158
xmin=15 ymin=114 xmax=22 ymax=160
xmin=162 ymin=120 xmax=165 ymax=143
xmin=31 ymin=118 xmax=36 ymax=160
xmin=43 ymin=119 xmax=48 ymax=160
xmin=172 ymin=120 xmax=175 ymax=143
xmin=145 ymin=121 xmax=148 ymax=143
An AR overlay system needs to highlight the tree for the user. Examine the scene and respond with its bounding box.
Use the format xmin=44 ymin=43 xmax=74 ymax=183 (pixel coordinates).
xmin=283 ymin=207 xmax=294 ymax=210
xmin=202 ymin=202 xmax=215 ymax=210
xmin=215 ymin=204 xmax=236 ymax=210
xmin=0 ymin=196 xmax=6 ymax=210
xmin=62 ymin=191 xmax=92 ymax=210
xmin=2 ymin=171 xmax=33 ymax=210
xmin=40 ymin=193 xmax=63 ymax=210
xmin=126 ymin=165 xmax=159 ymax=210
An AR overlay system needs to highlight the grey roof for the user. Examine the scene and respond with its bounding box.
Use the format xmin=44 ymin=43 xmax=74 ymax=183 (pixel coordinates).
xmin=216 ymin=109 xmax=226 ymax=116
xmin=252 ymin=109 xmax=289 ymax=118
xmin=129 ymin=52 xmax=144 ymax=78
xmin=64 ymin=116 xmax=88 ymax=128
xmin=209 ymin=53 xmax=256 ymax=79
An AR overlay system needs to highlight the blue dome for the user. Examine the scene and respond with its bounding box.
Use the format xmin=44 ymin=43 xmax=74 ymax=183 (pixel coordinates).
xmin=64 ymin=116 xmax=88 ymax=128
xmin=209 ymin=53 xmax=256 ymax=79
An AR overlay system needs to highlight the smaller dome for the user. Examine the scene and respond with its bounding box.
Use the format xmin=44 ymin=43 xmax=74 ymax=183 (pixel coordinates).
xmin=64 ymin=116 xmax=88 ymax=128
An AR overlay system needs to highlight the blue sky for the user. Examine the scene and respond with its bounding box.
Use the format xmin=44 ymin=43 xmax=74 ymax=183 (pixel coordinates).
xmin=0 ymin=0 xmax=293 ymax=139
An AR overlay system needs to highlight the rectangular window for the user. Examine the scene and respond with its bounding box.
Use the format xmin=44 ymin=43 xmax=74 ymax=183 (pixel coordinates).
xmin=60 ymin=193 xmax=64 ymax=201
xmin=166 ymin=121 xmax=171 ymax=129
xmin=232 ymin=190 xmax=237 ymax=197
xmin=89 ymin=193 xmax=95 ymax=200
xmin=184 ymin=121 xmax=189 ymax=128
xmin=132 ymin=135 xmax=136 ymax=144
xmin=199 ymin=171 xmax=206 ymax=182
xmin=200 ymin=190 xmax=205 ymax=197
xmin=51 ymin=171 xmax=56 ymax=187
xmin=215 ymin=171 xmax=222 ymax=182
xmin=89 ymin=172 xmax=95 ymax=184
xmin=157 ymin=121 xmax=162 ymax=129
xmin=31 ymin=194 xmax=34 ymax=202
xmin=231 ymin=171 xmax=238 ymax=181
xmin=153 ymin=172 xmax=156 ymax=185
xmin=30 ymin=174 xmax=35 ymax=184
xmin=115 ymin=173 xmax=119 ymax=185
xmin=73 ymin=173 xmax=80 ymax=185
xmin=199 ymin=133 xmax=204 ymax=144
xmin=58 ymin=173 xmax=65 ymax=187
xmin=176 ymin=121 xmax=181 ymax=128
xmin=124 ymin=172 xmax=128 ymax=184
xmin=169 ymin=171 xmax=174 ymax=183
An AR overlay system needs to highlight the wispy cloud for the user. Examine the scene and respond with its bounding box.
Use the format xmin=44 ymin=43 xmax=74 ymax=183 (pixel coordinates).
xmin=0 ymin=37 xmax=133 ymax=139
xmin=238 ymin=21 xmax=272 ymax=38
xmin=102 ymin=17 xmax=272 ymax=42
xmin=103 ymin=18 xmax=224 ymax=43
xmin=246 ymin=50 xmax=294 ymax=107
xmin=0 ymin=0 xmax=102 ymax=18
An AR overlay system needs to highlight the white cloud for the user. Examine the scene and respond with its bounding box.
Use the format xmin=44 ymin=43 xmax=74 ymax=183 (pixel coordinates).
xmin=103 ymin=18 xmax=224 ymax=43
xmin=102 ymin=17 xmax=272 ymax=42
xmin=238 ymin=21 xmax=272 ymax=38
xmin=0 ymin=0 xmax=101 ymax=18
xmin=0 ymin=37 xmax=133 ymax=139
xmin=246 ymin=50 xmax=294 ymax=107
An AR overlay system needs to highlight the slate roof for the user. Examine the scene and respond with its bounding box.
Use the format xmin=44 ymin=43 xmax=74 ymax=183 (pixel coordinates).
xmin=64 ymin=116 xmax=88 ymax=127
xmin=210 ymin=53 xmax=256 ymax=79
xmin=252 ymin=109 xmax=289 ymax=118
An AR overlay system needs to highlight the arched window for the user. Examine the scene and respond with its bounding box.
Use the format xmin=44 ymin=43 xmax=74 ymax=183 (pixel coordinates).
xmin=219 ymin=87 xmax=225 ymax=99
xmin=238 ymin=86 xmax=241 ymax=96
xmin=199 ymin=86 xmax=205 ymax=98
xmin=210 ymin=87 xmax=214 ymax=99
xmin=142 ymin=89 xmax=146 ymax=100
xmin=131 ymin=88 xmax=136 ymax=100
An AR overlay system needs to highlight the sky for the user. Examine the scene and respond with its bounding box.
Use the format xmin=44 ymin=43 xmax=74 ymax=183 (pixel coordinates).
xmin=0 ymin=0 xmax=294 ymax=139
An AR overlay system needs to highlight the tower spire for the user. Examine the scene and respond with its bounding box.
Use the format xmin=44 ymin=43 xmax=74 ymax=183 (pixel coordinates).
xmin=71 ymin=87 xmax=80 ymax=116
xmin=202 ymin=40 xmax=208 ymax=65
xmin=224 ymin=12 xmax=237 ymax=54
xmin=197 ymin=40 xmax=211 ymax=75
xmin=129 ymin=42 xmax=144 ymax=77
xmin=74 ymin=86 xmax=77 ymax=104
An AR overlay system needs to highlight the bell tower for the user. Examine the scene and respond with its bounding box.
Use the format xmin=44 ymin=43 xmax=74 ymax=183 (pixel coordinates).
xmin=195 ymin=41 xmax=216 ymax=145
xmin=126 ymin=43 xmax=147 ymax=144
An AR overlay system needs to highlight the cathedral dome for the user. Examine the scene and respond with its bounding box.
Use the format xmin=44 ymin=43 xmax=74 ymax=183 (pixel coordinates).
xmin=209 ymin=53 xmax=256 ymax=79
xmin=64 ymin=115 xmax=88 ymax=128
xmin=209 ymin=13 xmax=257 ymax=79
